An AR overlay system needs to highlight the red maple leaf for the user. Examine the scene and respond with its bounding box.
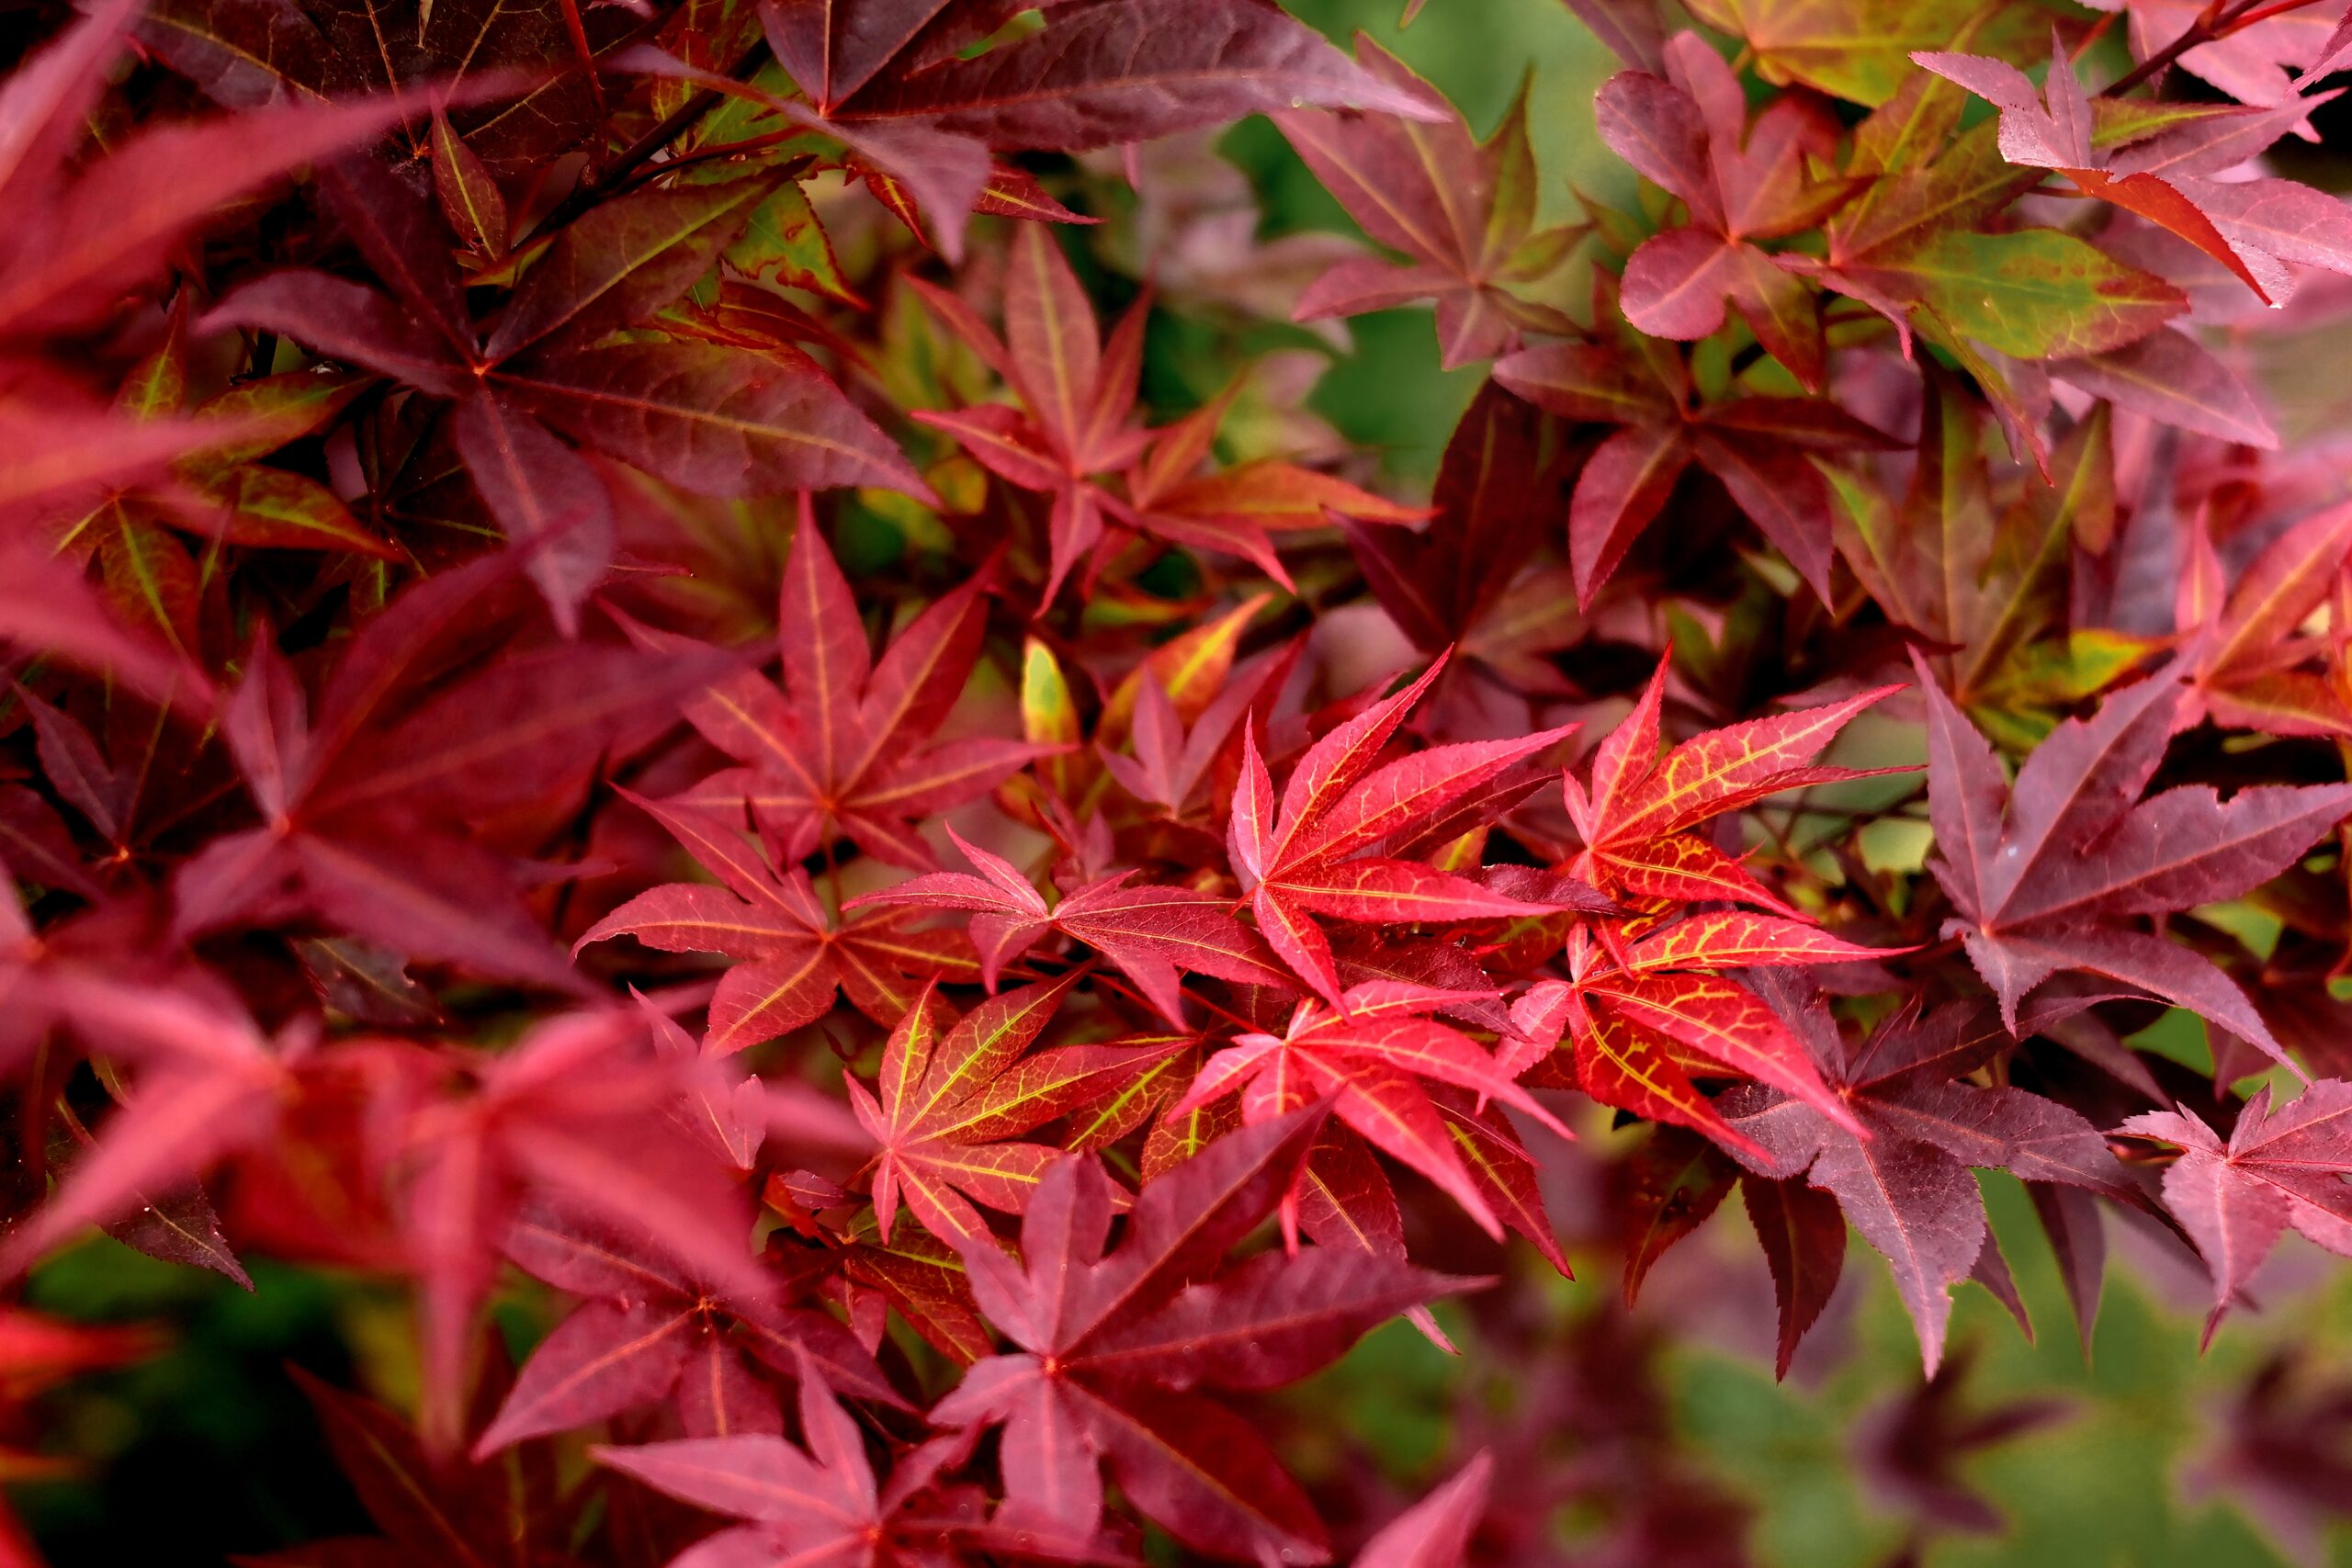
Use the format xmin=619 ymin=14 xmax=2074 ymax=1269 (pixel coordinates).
xmin=2120 ymin=1079 xmax=2352 ymax=1338
xmin=1496 ymin=326 xmax=1901 ymax=604
xmin=1506 ymin=912 xmax=1888 ymax=1155
xmin=1173 ymin=980 xmax=1570 ymax=1240
xmin=599 ymin=1367 xmax=1121 ymax=1568
xmin=845 ymin=974 xmax=1188 ymax=1246
xmin=911 ymin=224 xmax=1422 ymax=603
xmin=661 ymin=506 xmax=1058 ymax=873
xmin=1275 ymin=39 xmax=1580 ymax=367
xmin=1228 ymin=653 xmax=1580 ymax=1004
xmin=2176 ymin=500 xmax=2352 ymax=739
xmin=391 ymin=1007 xmax=766 ymax=1450
xmin=1915 ymin=35 xmax=2347 ymax=303
xmin=580 ymin=785 xmax=977 ymax=1053
xmin=1917 ymin=649 xmax=2352 ymax=1066
xmin=931 ymin=1112 xmax=1477 ymax=1565
xmin=178 ymin=558 xmax=727 ymax=991
xmin=209 ymin=158 xmax=928 ymax=626
xmin=1599 ymin=34 xmax=1864 ymax=388
xmin=847 ymin=824 xmax=1294 ymax=1025
xmin=1347 ymin=385 xmax=1588 ymax=704
xmin=1 ymin=976 xmax=297 ymax=1281
xmin=628 ymin=0 xmax=1442 ymax=260
xmin=1721 ymin=980 xmax=2138 ymax=1373
xmin=474 ymin=1203 xmax=902 ymax=1456
xmin=1564 ymin=653 xmax=1905 ymax=917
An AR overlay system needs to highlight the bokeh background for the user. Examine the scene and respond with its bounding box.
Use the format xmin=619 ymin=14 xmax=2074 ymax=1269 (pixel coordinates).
xmin=17 ymin=3 xmax=2352 ymax=1563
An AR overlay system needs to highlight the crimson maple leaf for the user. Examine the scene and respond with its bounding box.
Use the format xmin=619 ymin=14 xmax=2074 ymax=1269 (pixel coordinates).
xmin=1564 ymin=653 xmax=1906 ymax=917
xmin=625 ymin=0 xmax=1442 ymax=262
xmin=846 ymin=974 xmax=1188 ymax=1245
xmin=474 ymin=1203 xmax=900 ymax=1456
xmin=0 ymin=976 xmax=294 ymax=1280
xmin=209 ymin=155 xmax=927 ymax=627
xmin=662 ymin=507 xmax=1057 ymax=873
xmin=1117 ymin=388 xmax=1433 ymax=593
xmin=1291 ymin=1106 xmax=1566 ymax=1351
xmin=933 ymin=1112 xmax=1478 ymax=1565
xmin=1917 ymin=649 xmax=2352 ymax=1068
xmin=174 ymin=560 xmax=724 ymax=991
xmin=2120 ymin=1080 xmax=2352 ymax=1337
xmin=1228 ymin=653 xmax=1580 ymax=1004
xmin=1599 ymin=34 xmax=1864 ymax=389
xmin=1275 ymin=39 xmax=1580 ymax=368
xmin=1506 ymin=913 xmax=1888 ymax=1156
xmin=1496 ymin=326 xmax=1901 ymax=604
xmin=600 ymin=1367 xmax=1123 ymax=1568
xmin=1720 ymin=981 xmax=2139 ymax=1373
xmin=767 ymin=1205 xmax=1002 ymax=1369
xmin=637 ymin=995 xmax=769 ymax=1178
xmin=1097 ymin=631 xmax=1301 ymax=837
xmin=7 ymin=681 xmax=216 ymax=890
xmin=579 ymin=786 xmax=976 ymax=1053
xmin=1346 ymin=384 xmax=1587 ymax=702
xmin=1173 ymin=980 xmax=1570 ymax=1239
xmin=847 ymin=825 xmax=1294 ymax=1026
xmin=48 ymin=320 xmax=390 ymax=664
xmin=1831 ymin=366 xmax=2131 ymax=744
xmin=1770 ymin=64 xmax=2187 ymax=437
xmin=0 ymin=0 xmax=430 ymax=349
xmin=0 ymin=0 xmax=511 ymax=669
xmin=911 ymin=224 xmax=1421 ymax=604
xmin=1356 ymin=1451 xmax=1493 ymax=1568
xmin=2176 ymin=501 xmax=2352 ymax=739
xmin=392 ymin=1007 xmax=767 ymax=1451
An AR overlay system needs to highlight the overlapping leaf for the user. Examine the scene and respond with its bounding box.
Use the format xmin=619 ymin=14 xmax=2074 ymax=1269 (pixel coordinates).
xmin=1719 ymin=980 xmax=2134 ymax=1372
xmin=845 ymin=975 xmax=1185 ymax=1245
xmin=1599 ymin=34 xmax=1862 ymax=388
xmin=1227 ymin=654 xmax=1583 ymax=1003
xmin=660 ymin=512 xmax=1056 ymax=872
xmin=1174 ymin=980 xmax=1572 ymax=1238
xmin=1496 ymin=326 xmax=1901 ymax=604
xmin=1277 ymin=38 xmax=1579 ymax=367
xmin=2121 ymin=1080 xmax=2352 ymax=1336
xmin=913 ymin=224 xmax=1422 ymax=602
xmin=1917 ymin=650 xmax=2352 ymax=1066
xmin=1562 ymin=652 xmax=1905 ymax=917
xmin=580 ymin=787 xmax=976 ymax=1052
xmin=849 ymin=826 xmax=1293 ymax=1025
xmin=208 ymin=160 xmax=924 ymax=625
xmin=932 ymin=1114 xmax=1477 ymax=1565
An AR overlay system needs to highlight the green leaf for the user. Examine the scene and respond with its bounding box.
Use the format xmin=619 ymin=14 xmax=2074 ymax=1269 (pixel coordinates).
xmin=191 ymin=373 xmax=368 ymax=465
xmin=1903 ymin=229 xmax=2184 ymax=359
xmin=1680 ymin=0 xmax=2061 ymax=107
xmin=193 ymin=465 xmax=399 ymax=558
xmin=721 ymin=181 xmax=862 ymax=306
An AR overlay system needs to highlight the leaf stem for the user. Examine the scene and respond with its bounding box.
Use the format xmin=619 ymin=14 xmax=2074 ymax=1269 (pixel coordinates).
xmin=540 ymin=37 xmax=771 ymax=234
xmin=2102 ymin=0 xmax=2327 ymax=96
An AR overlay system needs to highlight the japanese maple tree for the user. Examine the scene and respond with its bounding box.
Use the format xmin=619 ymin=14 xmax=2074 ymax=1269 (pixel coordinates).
xmin=6 ymin=0 xmax=2352 ymax=1563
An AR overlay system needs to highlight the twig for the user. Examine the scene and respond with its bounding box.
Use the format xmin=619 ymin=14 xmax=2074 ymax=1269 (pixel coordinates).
xmin=2102 ymin=0 xmax=2328 ymax=96
xmin=537 ymin=37 xmax=771 ymax=235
